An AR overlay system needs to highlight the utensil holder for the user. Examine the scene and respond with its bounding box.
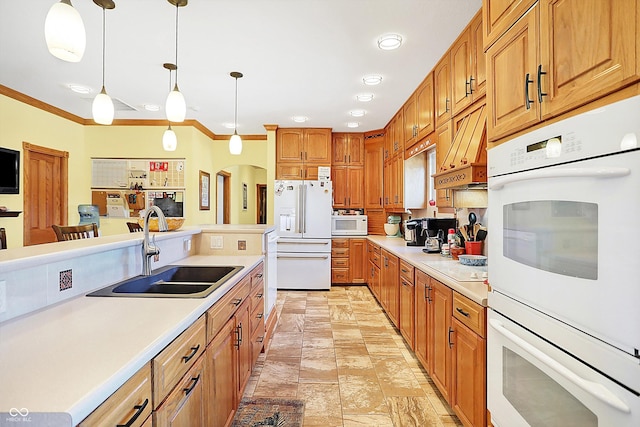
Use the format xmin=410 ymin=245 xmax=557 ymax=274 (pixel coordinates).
xmin=465 ymin=241 xmax=483 ymax=255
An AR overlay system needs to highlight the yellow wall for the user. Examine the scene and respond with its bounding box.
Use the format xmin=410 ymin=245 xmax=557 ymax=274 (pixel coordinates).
xmin=1 ymin=93 xmax=276 ymax=247
xmin=223 ymin=165 xmax=267 ymax=224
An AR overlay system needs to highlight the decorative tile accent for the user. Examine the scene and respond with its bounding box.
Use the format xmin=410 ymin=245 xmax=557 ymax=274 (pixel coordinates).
xmin=59 ymin=269 xmax=72 ymax=291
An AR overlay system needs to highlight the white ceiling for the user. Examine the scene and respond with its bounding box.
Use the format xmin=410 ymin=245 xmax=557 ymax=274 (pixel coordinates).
xmin=0 ymin=0 xmax=482 ymax=136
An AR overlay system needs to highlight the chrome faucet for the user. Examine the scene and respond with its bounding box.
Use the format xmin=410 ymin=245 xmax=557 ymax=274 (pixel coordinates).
xmin=142 ymin=205 xmax=168 ymax=276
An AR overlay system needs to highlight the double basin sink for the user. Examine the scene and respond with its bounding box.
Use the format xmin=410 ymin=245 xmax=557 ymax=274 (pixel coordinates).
xmin=87 ymin=265 xmax=244 ymax=298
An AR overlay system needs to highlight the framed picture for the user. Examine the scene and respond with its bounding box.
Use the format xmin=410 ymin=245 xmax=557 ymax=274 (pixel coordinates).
xmin=242 ymin=183 xmax=248 ymax=210
xmin=199 ymin=170 xmax=210 ymax=210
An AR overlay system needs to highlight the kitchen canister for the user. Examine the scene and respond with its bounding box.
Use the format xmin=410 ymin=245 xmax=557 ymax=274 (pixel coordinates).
xmin=465 ymin=240 xmax=483 ymax=255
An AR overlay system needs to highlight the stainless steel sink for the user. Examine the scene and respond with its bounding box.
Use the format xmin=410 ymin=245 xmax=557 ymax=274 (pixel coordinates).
xmin=87 ymin=265 xmax=244 ymax=298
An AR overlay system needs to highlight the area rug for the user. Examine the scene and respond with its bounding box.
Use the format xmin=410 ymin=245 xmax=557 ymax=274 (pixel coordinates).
xmin=231 ymin=397 xmax=305 ymax=427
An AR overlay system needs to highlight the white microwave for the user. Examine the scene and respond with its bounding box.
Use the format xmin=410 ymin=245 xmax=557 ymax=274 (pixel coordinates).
xmin=331 ymin=215 xmax=367 ymax=236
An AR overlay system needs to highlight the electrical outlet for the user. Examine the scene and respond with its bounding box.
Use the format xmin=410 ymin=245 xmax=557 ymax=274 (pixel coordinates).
xmin=154 ymin=254 xmax=160 ymax=262
xmin=237 ymin=240 xmax=246 ymax=251
xmin=0 ymin=281 xmax=6 ymax=314
xmin=183 ymin=238 xmax=191 ymax=252
xmin=210 ymin=235 xmax=223 ymax=249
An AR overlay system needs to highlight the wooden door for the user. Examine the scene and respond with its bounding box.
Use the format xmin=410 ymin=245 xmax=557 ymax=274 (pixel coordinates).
xmin=364 ymin=139 xmax=383 ymax=209
xmin=276 ymin=164 xmax=302 ymax=180
xmin=235 ymin=298 xmax=252 ymax=399
xmin=399 ymin=276 xmax=415 ymax=350
xmin=205 ymin=320 xmax=237 ymax=427
xmin=403 ymin=93 xmax=417 ymax=147
xmin=539 ymin=0 xmax=640 ymax=119
xmin=415 ymin=270 xmax=430 ymax=370
xmin=434 ymin=53 xmax=452 ymax=128
xmin=304 ymin=129 xmax=331 ymax=163
xmin=23 ymin=142 xmax=68 ymax=246
xmin=430 ymin=279 xmax=453 ymax=402
xmin=276 ymin=129 xmax=304 ymax=162
xmin=348 ymin=238 xmax=366 ymax=283
xmin=394 ymin=156 xmax=403 ymax=208
xmin=452 ymin=318 xmax=486 ymax=427
xmin=483 ymin=0 xmax=538 ymax=50
xmin=155 ymin=356 xmax=206 ymax=427
xmin=347 ymin=134 xmax=364 ymax=166
xmin=385 ymin=252 xmax=399 ymax=328
xmin=416 ymin=73 xmax=435 ymax=140
xmin=470 ymin=12 xmax=487 ymax=100
xmin=347 ymin=167 xmax=364 ymax=208
xmin=486 ymin=5 xmax=540 ymax=141
xmin=332 ymin=133 xmax=348 ymax=165
xmin=435 ymin=122 xmax=454 ymax=208
xmin=393 ymin=110 xmax=404 ymax=154
xmin=331 ymin=167 xmax=347 ymax=208
xmin=451 ymin=27 xmax=473 ymax=116
xmin=384 ymin=122 xmax=393 ymax=161
xmin=369 ymin=261 xmax=381 ymax=302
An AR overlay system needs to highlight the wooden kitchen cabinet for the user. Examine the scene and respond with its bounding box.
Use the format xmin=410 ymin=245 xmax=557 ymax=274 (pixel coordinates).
xmin=482 ymin=0 xmax=537 ymax=50
xmin=451 ymin=11 xmax=486 ymax=117
xmin=414 ymin=270 xmax=431 ymax=370
xmin=435 ymin=122 xmax=454 ymax=208
xmin=331 ymin=238 xmax=366 ymax=284
xmin=332 ymin=166 xmax=364 ymax=209
xmin=399 ymin=259 xmax=415 ymax=350
xmin=276 ymin=128 xmax=331 ymax=179
xmin=434 ymin=52 xmax=452 ymax=129
xmin=364 ymin=135 xmax=383 ymax=209
xmin=249 ymin=264 xmax=266 ymax=366
xmin=331 ymin=238 xmax=350 ymax=284
xmin=78 ymin=363 xmax=152 ymax=427
xmin=451 ymin=292 xmax=487 ymax=427
xmin=235 ymin=297 xmax=252 ymax=400
xmin=416 ymin=72 xmax=436 ymax=141
xmin=367 ymin=241 xmax=382 ymax=301
xmin=205 ymin=319 xmax=237 ymax=427
xmin=403 ymin=92 xmax=418 ymax=148
xmin=487 ymin=0 xmax=640 ymax=142
xmin=349 ymin=238 xmax=367 ymax=284
xmin=155 ymin=355 xmax=206 ymax=427
xmin=381 ymin=249 xmax=399 ymax=327
xmin=332 ymin=133 xmax=364 ymax=166
xmin=430 ymin=278 xmax=453 ymax=403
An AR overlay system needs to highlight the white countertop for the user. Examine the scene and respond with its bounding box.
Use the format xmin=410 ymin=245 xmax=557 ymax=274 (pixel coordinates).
xmin=198 ymin=224 xmax=276 ymax=234
xmin=367 ymin=235 xmax=489 ymax=306
xmin=0 ymin=254 xmax=263 ymax=425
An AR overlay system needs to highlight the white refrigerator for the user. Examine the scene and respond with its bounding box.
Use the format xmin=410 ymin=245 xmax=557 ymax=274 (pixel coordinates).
xmin=274 ymin=180 xmax=332 ymax=290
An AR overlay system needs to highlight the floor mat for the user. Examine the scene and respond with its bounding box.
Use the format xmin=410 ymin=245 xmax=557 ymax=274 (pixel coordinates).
xmin=231 ymin=397 xmax=305 ymax=426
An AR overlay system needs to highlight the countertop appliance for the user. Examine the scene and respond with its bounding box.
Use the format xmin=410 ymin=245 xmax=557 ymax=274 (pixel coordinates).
xmin=404 ymin=219 xmax=427 ymax=246
xmin=487 ymin=94 xmax=640 ymax=426
xmin=331 ymin=214 xmax=367 ymax=236
xmin=274 ymin=180 xmax=332 ymax=290
xmin=422 ymin=218 xmax=457 ymax=252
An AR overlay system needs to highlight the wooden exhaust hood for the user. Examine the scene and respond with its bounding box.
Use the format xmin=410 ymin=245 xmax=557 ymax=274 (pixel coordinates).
xmin=433 ymin=103 xmax=487 ymax=189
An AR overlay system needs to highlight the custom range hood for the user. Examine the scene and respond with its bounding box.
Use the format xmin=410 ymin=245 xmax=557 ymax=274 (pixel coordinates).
xmin=433 ymin=103 xmax=487 ymax=189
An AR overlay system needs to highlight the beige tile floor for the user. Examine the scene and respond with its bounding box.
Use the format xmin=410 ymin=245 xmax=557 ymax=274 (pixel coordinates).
xmin=243 ymin=286 xmax=463 ymax=427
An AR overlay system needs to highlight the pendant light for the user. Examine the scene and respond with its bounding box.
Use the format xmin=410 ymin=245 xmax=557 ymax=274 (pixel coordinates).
xmin=162 ymin=63 xmax=178 ymax=151
xmin=165 ymin=0 xmax=187 ymax=122
xmin=92 ymin=0 xmax=115 ymax=125
xmin=45 ymin=0 xmax=86 ymax=62
xmin=229 ymin=72 xmax=243 ymax=155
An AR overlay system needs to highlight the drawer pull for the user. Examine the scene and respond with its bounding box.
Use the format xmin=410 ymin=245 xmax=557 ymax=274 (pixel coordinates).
xmin=255 ymin=273 xmax=263 ymax=279
xmin=257 ymin=336 xmax=264 ymax=343
xmin=183 ymin=375 xmax=201 ymax=396
xmin=232 ymin=298 xmax=243 ymax=306
xmin=256 ymin=293 xmax=263 ymax=298
xmin=116 ymin=398 xmax=148 ymax=427
xmin=401 ymin=268 xmax=408 ymax=273
xmin=182 ymin=345 xmax=200 ymax=363
xmin=456 ymin=307 xmax=470 ymax=318
xmin=256 ymin=313 xmax=263 ymax=319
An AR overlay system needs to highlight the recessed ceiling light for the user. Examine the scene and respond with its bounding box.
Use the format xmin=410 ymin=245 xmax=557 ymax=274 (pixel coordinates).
xmin=292 ymin=116 xmax=308 ymax=123
xmin=350 ymin=110 xmax=365 ymax=117
xmin=363 ymin=75 xmax=382 ymax=86
xmin=356 ymin=94 xmax=374 ymax=102
xmin=68 ymin=83 xmax=92 ymax=94
xmin=347 ymin=122 xmax=360 ymax=128
xmin=143 ymin=104 xmax=160 ymax=112
xmin=377 ymin=33 xmax=403 ymax=50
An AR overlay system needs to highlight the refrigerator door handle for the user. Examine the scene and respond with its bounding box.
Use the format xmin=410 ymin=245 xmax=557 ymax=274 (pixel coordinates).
xmin=297 ymin=184 xmax=303 ymax=233
xmin=302 ymin=184 xmax=307 ymax=234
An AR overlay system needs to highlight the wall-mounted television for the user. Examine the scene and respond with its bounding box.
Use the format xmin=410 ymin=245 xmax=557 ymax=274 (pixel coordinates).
xmin=0 ymin=147 xmax=20 ymax=194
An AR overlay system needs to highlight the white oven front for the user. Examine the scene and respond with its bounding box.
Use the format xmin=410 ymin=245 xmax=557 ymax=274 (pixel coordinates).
xmin=488 ymin=306 xmax=640 ymax=427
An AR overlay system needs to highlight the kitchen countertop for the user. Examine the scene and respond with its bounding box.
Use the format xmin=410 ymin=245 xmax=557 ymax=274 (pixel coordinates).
xmin=0 ymin=254 xmax=263 ymax=425
xmin=198 ymin=224 xmax=276 ymax=234
xmin=367 ymin=235 xmax=489 ymax=306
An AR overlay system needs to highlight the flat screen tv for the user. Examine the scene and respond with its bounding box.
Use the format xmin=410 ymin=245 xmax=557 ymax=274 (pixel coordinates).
xmin=0 ymin=147 xmax=20 ymax=194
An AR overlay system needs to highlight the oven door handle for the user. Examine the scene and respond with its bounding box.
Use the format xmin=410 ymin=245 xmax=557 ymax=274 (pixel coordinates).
xmin=489 ymin=167 xmax=630 ymax=191
xmin=489 ymin=319 xmax=631 ymax=413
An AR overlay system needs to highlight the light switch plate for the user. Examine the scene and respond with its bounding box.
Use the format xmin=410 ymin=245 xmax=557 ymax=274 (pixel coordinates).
xmin=0 ymin=280 xmax=7 ymax=314
xmin=210 ymin=235 xmax=223 ymax=249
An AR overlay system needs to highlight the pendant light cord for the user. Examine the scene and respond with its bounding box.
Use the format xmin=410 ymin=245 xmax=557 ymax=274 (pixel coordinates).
xmin=174 ymin=4 xmax=179 ymax=84
xmin=101 ymin=6 xmax=106 ymax=89
xmin=234 ymin=76 xmax=238 ymax=134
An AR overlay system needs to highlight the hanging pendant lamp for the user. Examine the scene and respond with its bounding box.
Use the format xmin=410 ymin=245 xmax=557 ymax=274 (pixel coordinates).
xmin=92 ymin=0 xmax=115 ymax=125
xmin=165 ymin=0 xmax=187 ymax=122
xmin=45 ymin=0 xmax=86 ymax=62
xmin=229 ymin=72 xmax=243 ymax=155
xmin=162 ymin=63 xmax=178 ymax=151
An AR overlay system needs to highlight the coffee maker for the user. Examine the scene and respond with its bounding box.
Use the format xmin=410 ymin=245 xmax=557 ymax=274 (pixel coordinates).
xmin=404 ymin=219 xmax=427 ymax=246
xmin=422 ymin=218 xmax=457 ymax=253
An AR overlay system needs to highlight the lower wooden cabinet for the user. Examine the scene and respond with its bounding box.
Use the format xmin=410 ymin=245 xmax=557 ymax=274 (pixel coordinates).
xmin=414 ymin=270 xmax=431 ymax=370
xmin=235 ymin=298 xmax=253 ymax=400
xmin=331 ymin=238 xmax=367 ymax=284
xmin=399 ymin=259 xmax=415 ymax=350
xmin=429 ymin=279 xmax=453 ymax=403
xmin=154 ymin=355 xmax=206 ymax=427
xmin=205 ymin=319 xmax=237 ymax=427
xmin=381 ymin=249 xmax=399 ymax=327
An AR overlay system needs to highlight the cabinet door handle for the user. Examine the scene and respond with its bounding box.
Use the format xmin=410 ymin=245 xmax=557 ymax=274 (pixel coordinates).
xmin=448 ymin=327 xmax=454 ymax=348
xmin=537 ymin=65 xmax=547 ymax=103
xmin=525 ymin=73 xmax=534 ymax=110
xmin=257 ymin=313 xmax=263 ymax=319
xmin=183 ymin=374 xmax=201 ymax=396
xmin=256 ymin=293 xmax=263 ymax=298
xmin=469 ymin=75 xmax=475 ymax=94
xmin=236 ymin=323 xmax=243 ymax=348
xmin=257 ymin=336 xmax=265 ymax=343
xmin=116 ymin=398 xmax=149 ymax=427
xmin=182 ymin=345 xmax=200 ymax=363
xmin=232 ymin=298 xmax=243 ymax=307
xmin=445 ymin=98 xmax=450 ymax=113
xmin=456 ymin=307 xmax=470 ymax=317
xmin=426 ymin=285 xmax=432 ymax=303
xmin=300 ymin=151 xmax=303 ymax=160
xmin=255 ymin=273 xmax=263 ymax=279
xmin=465 ymin=79 xmax=471 ymax=97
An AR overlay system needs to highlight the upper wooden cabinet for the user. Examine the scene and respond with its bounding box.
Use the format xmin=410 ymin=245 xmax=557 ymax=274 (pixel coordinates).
xmin=404 ymin=72 xmax=436 ymax=147
xmin=487 ymin=0 xmax=640 ymax=141
xmin=435 ymin=53 xmax=453 ymax=128
xmin=276 ymin=128 xmax=331 ymax=179
xmin=364 ymin=135 xmax=383 ymax=209
xmin=332 ymin=133 xmax=364 ymax=166
xmin=482 ymin=0 xmax=537 ymax=50
xmin=451 ymin=12 xmax=486 ymax=116
xmin=332 ymin=166 xmax=364 ymax=209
